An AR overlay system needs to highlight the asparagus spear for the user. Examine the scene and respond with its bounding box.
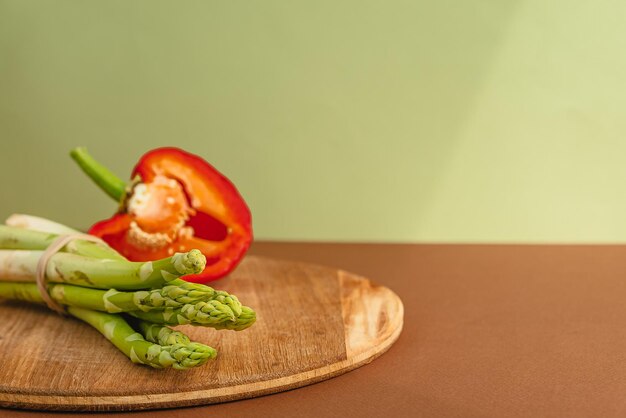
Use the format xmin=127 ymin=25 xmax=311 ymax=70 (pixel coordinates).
xmin=129 ymin=305 xmax=256 ymax=331
xmin=68 ymin=306 xmax=216 ymax=370
xmin=211 ymin=290 xmax=243 ymax=317
xmin=0 ymin=249 xmax=206 ymax=290
xmin=130 ymin=319 xmax=218 ymax=359
xmin=0 ymin=281 xmax=225 ymax=313
xmin=5 ymin=214 xmax=80 ymax=235
xmin=154 ymin=280 xmax=243 ymax=310
xmin=5 ymin=214 xmax=127 ymax=261
xmin=128 ymin=300 xmax=235 ymax=326
xmin=0 ymin=225 xmax=125 ymax=260
xmin=209 ymin=306 xmax=257 ymax=331
xmin=133 ymin=319 xmax=191 ymax=345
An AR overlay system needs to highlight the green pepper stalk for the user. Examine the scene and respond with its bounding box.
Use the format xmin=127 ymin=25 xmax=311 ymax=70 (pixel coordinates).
xmin=0 ymin=249 xmax=206 ymax=290
xmin=70 ymin=147 xmax=127 ymax=202
xmin=68 ymin=306 xmax=215 ymax=370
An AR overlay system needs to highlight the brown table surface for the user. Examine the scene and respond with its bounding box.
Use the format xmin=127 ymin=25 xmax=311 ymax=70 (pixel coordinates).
xmin=5 ymin=242 xmax=626 ymax=418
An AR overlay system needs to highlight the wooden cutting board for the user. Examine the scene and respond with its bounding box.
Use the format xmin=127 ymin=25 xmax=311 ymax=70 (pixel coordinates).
xmin=0 ymin=255 xmax=403 ymax=411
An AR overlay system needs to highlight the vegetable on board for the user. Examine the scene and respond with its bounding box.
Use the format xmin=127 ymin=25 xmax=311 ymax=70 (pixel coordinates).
xmin=70 ymin=147 xmax=252 ymax=283
xmin=0 ymin=218 xmax=256 ymax=370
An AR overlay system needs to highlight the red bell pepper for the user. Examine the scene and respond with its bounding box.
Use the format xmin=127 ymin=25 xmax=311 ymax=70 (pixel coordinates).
xmin=70 ymin=147 xmax=252 ymax=283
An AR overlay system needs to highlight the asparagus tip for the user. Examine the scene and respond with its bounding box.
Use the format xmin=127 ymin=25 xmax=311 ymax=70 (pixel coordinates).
xmin=172 ymin=249 xmax=206 ymax=275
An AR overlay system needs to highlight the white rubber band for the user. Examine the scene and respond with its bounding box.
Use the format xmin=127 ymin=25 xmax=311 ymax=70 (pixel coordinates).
xmin=35 ymin=233 xmax=105 ymax=315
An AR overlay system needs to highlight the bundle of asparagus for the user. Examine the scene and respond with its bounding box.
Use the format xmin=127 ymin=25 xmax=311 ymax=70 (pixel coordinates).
xmin=0 ymin=214 xmax=256 ymax=370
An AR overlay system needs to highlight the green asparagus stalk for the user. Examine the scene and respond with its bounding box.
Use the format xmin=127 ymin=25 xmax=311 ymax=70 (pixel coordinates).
xmin=68 ymin=306 xmax=216 ymax=370
xmin=0 ymin=281 xmax=225 ymax=313
xmin=158 ymin=280 xmax=243 ymax=311
xmin=128 ymin=300 xmax=235 ymax=325
xmin=133 ymin=319 xmax=191 ymax=345
xmin=211 ymin=290 xmax=243 ymax=317
xmin=5 ymin=214 xmax=128 ymax=261
xmin=5 ymin=214 xmax=80 ymax=235
xmin=0 ymin=249 xmax=206 ymax=290
xmin=129 ymin=304 xmax=256 ymax=331
xmin=130 ymin=319 xmax=218 ymax=359
xmin=209 ymin=306 xmax=257 ymax=331
xmin=0 ymin=225 xmax=126 ymax=261
xmin=165 ymin=279 xmax=243 ymax=315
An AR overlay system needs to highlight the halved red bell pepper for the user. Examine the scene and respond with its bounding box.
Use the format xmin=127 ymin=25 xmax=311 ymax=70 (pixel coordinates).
xmin=70 ymin=147 xmax=252 ymax=283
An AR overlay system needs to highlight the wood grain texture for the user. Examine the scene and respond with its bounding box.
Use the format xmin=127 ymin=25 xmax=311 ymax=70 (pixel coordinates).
xmin=0 ymin=255 xmax=403 ymax=411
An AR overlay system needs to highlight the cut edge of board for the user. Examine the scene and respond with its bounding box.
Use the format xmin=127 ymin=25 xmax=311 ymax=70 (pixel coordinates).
xmin=0 ymin=267 xmax=404 ymax=411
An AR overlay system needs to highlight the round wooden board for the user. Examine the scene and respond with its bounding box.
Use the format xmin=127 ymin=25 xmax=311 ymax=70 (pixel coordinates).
xmin=0 ymin=255 xmax=404 ymax=411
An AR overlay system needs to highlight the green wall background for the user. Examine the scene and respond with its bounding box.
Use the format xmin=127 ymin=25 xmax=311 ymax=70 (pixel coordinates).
xmin=2 ymin=0 xmax=626 ymax=242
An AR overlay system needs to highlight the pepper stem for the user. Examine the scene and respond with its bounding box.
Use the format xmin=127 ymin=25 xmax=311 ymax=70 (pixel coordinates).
xmin=70 ymin=147 xmax=127 ymax=202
